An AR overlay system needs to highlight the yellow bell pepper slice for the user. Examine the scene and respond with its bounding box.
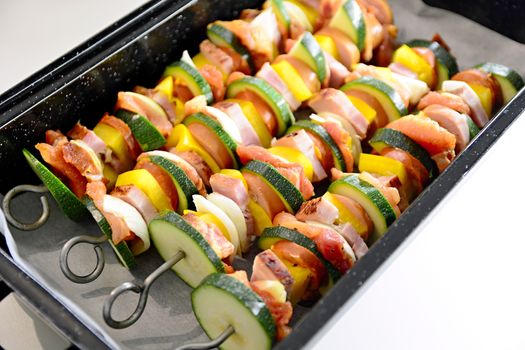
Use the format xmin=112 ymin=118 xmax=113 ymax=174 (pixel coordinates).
xmin=322 ymin=192 xmax=368 ymax=237
xmin=286 ymin=0 xmax=318 ymax=26
xmin=247 ymin=199 xmax=272 ymax=236
xmin=220 ymin=169 xmax=248 ymax=189
xmin=155 ymin=76 xmax=174 ymax=98
xmin=281 ymin=260 xmax=311 ymax=305
xmin=183 ymin=209 xmax=198 ymax=215
xmin=197 ymin=212 xmax=231 ymax=242
xmin=271 ymin=60 xmax=313 ymax=102
xmin=375 ymin=66 xmax=402 ymax=89
xmin=103 ymin=165 xmax=118 ymax=191
xmin=314 ymin=34 xmax=339 ymax=61
xmin=226 ymin=99 xmax=272 ymax=148
xmin=468 ymin=83 xmax=493 ymax=116
xmin=392 ymin=44 xmax=434 ymax=86
xmin=155 ymin=76 xmax=185 ymax=125
xmin=171 ymin=97 xmax=185 ymax=125
xmin=193 ymin=52 xmax=228 ymax=82
xmin=347 ymin=95 xmax=377 ymax=123
xmin=93 ymin=123 xmax=133 ymax=170
xmin=358 ymin=153 xmax=414 ymax=201
xmin=166 ymin=124 xmax=221 ymax=173
xmin=192 ymin=53 xmax=211 ymax=69
xmin=116 ymin=169 xmax=172 ymax=211
xmin=219 ymin=169 xmax=273 ymax=235
xmin=268 ymin=146 xmax=314 ymax=181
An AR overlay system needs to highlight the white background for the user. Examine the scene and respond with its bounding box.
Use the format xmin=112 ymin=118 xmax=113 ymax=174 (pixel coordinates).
xmin=1 ymin=1 xmax=525 ymax=349
xmin=0 ymin=0 xmax=146 ymax=94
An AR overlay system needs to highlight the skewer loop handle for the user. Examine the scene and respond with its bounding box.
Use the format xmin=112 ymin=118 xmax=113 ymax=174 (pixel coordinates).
xmin=60 ymin=235 xmax=108 ymax=283
xmin=103 ymin=250 xmax=185 ymax=329
xmin=3 ymin=184 xmax=50 ymax=231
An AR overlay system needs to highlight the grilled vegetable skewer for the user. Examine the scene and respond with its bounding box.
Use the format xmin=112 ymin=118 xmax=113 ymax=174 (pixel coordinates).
xmin=17 ymin=51 xmax=521 ymax=285
xmin=16 ymin=51 xmax=520 ymax=284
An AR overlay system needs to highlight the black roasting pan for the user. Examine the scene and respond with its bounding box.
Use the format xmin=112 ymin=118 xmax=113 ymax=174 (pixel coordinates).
xmin=0 ymin=0 xmax=523 ymax=348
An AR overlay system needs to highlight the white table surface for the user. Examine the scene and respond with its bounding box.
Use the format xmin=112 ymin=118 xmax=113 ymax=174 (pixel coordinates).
xmin=1 ymin=1 xmax=524 ymax=350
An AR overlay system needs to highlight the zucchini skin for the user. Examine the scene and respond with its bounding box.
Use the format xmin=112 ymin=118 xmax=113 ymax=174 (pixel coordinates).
xmin=242 ymin=160 xmax=304 ymax=213
xmin=192 ymin=273 xmax=276 ymax=349
xmin=341 ymin=76 xmax=408 ymax=121
xmin=115 ymin=109 xmax=166 ymax=151
xmin=407 ymin=39 xmax=459 ymax=77
xmin=23 ymin=149 xmax=88 ymax=220
xmin=84 ymin=197 xmax=137 ymax=268
xmin=369 ymin=128 xmax=439 ymax=180
xmin=149 ymin=210 xmax=225 ymax=287
xmin=260 ymin=226 xmax=342 ymax=282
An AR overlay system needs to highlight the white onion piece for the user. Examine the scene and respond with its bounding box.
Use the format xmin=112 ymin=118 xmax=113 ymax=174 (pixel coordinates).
xmin=193 ymin=194 xmax=241 ymax=255
xmin=250 ymin=9 xmax=281 ymax=55
xmin=391 ymin=72 xmax=430 ymax=105
xmin=284 ymin=1 xmax=313 ymax=32
xmin=312 ymin=112 xmax=362 ymax=166
xmin=207 ymin=192 xmax=248 ymax=252
xmin=204 ymin=106 xmax=243 ymax=144
xmin=70 ymin=140 xmax=104 ymax=176
xmin=442 ymin=80 xmax=488 ymax=127
xmin=103 ymin=195 xmax=150 ymax=255
xmin=181 ymin=50 xmax=197 ymax=69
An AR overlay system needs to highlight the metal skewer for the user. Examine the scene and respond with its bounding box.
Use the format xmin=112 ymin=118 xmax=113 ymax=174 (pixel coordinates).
xmin=103 ymin=250 xmax=186 ymax=329
xmin=2 ymin=184 xmax=50 ymax=231
xmin=175 ymin=325 xmax=235 ymax=350
xmin=60 ymin=234 xmax=108 ymax=283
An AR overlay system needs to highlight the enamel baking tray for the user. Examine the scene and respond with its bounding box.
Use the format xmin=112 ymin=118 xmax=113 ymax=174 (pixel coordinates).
xmin=0 ymin=0 xmax=524 ymax=348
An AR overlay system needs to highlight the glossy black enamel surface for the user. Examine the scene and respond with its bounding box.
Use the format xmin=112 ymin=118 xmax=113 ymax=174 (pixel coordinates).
xmin=424 ymin=0 xmax=525 ymax=44
xmin=0 ymin=0 xmax=262 ymax=193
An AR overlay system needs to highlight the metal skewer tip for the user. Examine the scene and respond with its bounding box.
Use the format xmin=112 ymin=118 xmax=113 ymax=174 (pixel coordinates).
xmin=2 ymin=184 xmax=50 ymax=231
xmin=60 ymin=234 xmax=108 ymax=283
xmin=103 ymin=250 xmax=185 ymax=329
xmin=176 ymin=325 xmax=235 ymax=350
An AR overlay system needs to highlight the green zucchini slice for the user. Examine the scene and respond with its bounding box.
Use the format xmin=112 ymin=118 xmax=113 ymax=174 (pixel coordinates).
xmin=328 ymin=173 xmax=397 ymax=244
xmin=192 ymin=273 xmax=276 ymax=350
xmin=207 ymin=23 xmax=255 ymax=73
xmin=163 ymin=60 xmax=214 ymax=104
xmin=341 ymin=76 xmax=408 ymax=122
xmin=289 ymin=31 xmax=327 ymax=83
xmin=328 ymin=0 xmax=366 ymax=51
xmin=241 ymin=160 xmax=304 ymax=213
xmin=475 ymin=62 xmax=525 ymax=104
xmin=115 ymin=109 xmax=166 ymax=151
xmin=226 ymin=76 xmax=294 ymax=136
xmin=23 ymin=149 xmax=87 ymax=220
xmin=287 ymin=119 xmax=346 ymax=171
xmin=369 ymin=128 xmax=438 ymax=180
xmin=183 ymin=112 xmax=239 ymax=169
xmin=465 ymin=114 xmax=480 ymax=141
xmin=149 ymin=211 xmax=225 ymax=288
xmin=270 ymin=0 xmax=291 ymax=34
xmin=147 ymin=154 xmax=199 ymax=213
xmin=259 ymin=226 xmax=341 ymax=282
xmin=84 ymin=197 xmax=136 ymax=268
